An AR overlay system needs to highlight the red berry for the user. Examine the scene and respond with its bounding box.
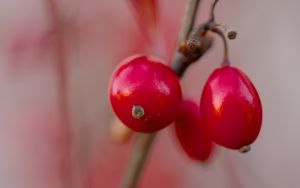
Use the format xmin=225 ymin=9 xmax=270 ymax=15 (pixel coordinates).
xmin=109 ymin=55 xmax=182 ymax=133
xmin=200 ymin=66 xmax=262 ymax=151
xmin=174 ymin=99 xmax=213 ymax=161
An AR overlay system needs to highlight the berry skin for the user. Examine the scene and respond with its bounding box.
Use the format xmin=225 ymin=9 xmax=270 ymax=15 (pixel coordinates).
xmin=109 ymin=55 xmax=182 ymax=133
xmin=174 ymin=99 xmax=213 ymax=161
xmin=200 ymin=66 xmax=262 ymax=151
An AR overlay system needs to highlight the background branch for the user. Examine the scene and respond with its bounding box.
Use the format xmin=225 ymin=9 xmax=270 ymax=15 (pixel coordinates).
xmin=45 ymin=0 xmax=73 ymax=187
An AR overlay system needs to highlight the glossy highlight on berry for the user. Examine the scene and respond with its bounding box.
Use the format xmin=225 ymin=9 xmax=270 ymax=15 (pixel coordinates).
xmin=200 ymin=66 xmax=262 ymax=150
xmin=109 ymin=54 xmax=182 ymax=133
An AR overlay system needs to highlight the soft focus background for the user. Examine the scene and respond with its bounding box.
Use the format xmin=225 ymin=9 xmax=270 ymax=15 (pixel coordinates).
xmin=0 ymin=0 xmax=299 ymax=188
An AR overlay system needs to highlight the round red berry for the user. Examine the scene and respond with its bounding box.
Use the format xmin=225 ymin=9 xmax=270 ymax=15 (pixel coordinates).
xmin=109 ymin=55 xmax=182 ymax=133
xmin=174 ymin=99 xmax=213 ymax=161
xmin=200 ymin=66 xmax=262 ymax=151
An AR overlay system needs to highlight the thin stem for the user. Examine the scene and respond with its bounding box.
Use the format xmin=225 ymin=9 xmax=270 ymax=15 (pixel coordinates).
xmin=120 ymin=0 xmax=202 ymax=188
xmin=209 ymin=0 xmax=219 ymax=22
xmin=216 ymin=23 xmax=230 ymax=31
xmin=120 ymin=134 xmax=156 ymax=188
xmin=210 ymin=26 xmax=230 ymax=65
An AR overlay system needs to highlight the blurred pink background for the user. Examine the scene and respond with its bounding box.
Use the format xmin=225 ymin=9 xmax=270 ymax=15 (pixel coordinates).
xmin=0 ymin=0 xmax=299 ymax=188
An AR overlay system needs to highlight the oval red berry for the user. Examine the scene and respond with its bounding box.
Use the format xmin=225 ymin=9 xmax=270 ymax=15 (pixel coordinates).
xmin=200 ymin=66 xmax=262 ymax=150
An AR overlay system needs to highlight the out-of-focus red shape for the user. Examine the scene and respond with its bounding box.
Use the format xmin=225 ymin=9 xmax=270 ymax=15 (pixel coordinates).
xmin=128 ymin=0 xmax=158 ymax=40
xmin=174 ymin=99 xmax=214 ymax=161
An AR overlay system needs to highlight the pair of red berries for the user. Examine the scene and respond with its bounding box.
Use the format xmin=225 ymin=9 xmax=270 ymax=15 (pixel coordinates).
xmin=109 ymin=54 xmax=262 ymax=156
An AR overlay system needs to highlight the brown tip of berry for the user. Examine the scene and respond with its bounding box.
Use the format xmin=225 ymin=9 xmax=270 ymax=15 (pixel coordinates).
xmin=227 ymin=30 xmax=237 ymax=40
xmin=132 ymin=105 xmax=145 ymax=119
xmin=239 ymin=145 xmax=251 ymax=153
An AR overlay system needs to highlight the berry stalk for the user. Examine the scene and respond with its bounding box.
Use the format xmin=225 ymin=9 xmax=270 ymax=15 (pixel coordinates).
xmin=120 ymin=0 xmax=212 ymax=187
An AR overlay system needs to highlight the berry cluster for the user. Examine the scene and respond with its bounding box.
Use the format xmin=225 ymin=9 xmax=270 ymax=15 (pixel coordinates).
xmin=109 ymin=0 xmax=262 ymax=162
